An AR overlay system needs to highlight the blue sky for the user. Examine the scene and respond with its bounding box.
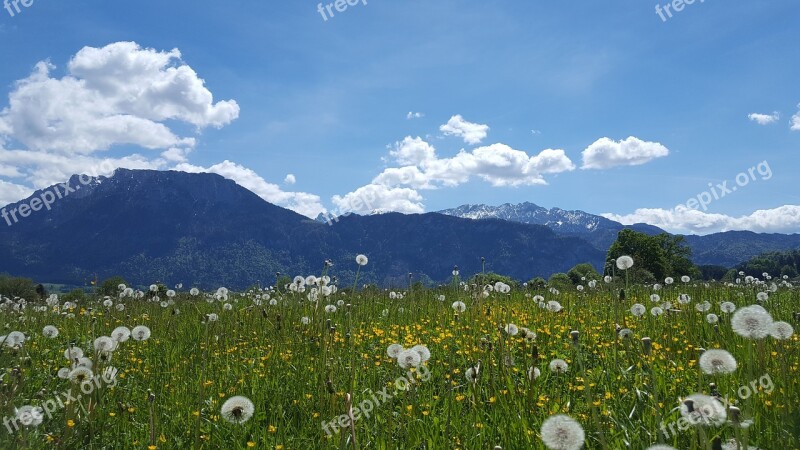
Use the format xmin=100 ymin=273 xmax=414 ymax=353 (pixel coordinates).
xmin=0 ymin=0 xmax=798 ymax=234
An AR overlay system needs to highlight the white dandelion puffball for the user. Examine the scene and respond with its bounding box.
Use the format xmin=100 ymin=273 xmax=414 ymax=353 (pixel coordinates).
xmin=698 ymin=349 xmax=738 ymax=375
xmin=324 ymin=304 xmax=337 ymax=313
xmin=112 ymin=326 xmax=131 ymax=342
xmin=540 ymin=414 xmax=585 ymax=450
xmin=720 ymin=302 xmax=736 ymax=314
xmin=43 ymin=325 xmax=59 ymax=338
xmin=269 ymin=299 xmax=278 ymax=306
xmin=207 ymin=313 xmax=219 ymax=322
xmin=387 ymin=344 xmax=404 ymax=359
xmin=190 ymin=288 xmax=200 ymax=296
xmin=465 ymin=366 xmax=479 ymax=383
xmin=679 ymin=394 xmax=727 ymax=427
xmin=356 ymin=254 xmax=368 ymax=266
xmin=547 ymin=301 xmax=563 ymax=313
xmin=695 ymin=301 xmax=711 ymax=312
xmin=549 ymin=359 xmax=569 ymax=374
xmin=650 ymin=307 xmax=664 ymax=317
xmin=731 ymin=306 xmax=773 ymax=339
xmin=616 ymin=255 xmax=634 ymax=270
xmin=68 ymin=366 xmax=94 ymax=384
xmin=4 ymin=331 xmax=25 ymax=348
xmin=769 ymin=321 xmax=794 ymax=340
xmin=64 ymin=347 xmax=84 ymax=360
xmin=631 ymin=304 xmax=646 ymax=317
xmin=681 ymin=275 xmax=691 ymax=283
xmin=103 ymin=299 xmax=113 ymax=308
xmin=665 ymin=277 xmax=674 ymax=285
xmin=57 ymin=367 xmax=71 ymax=379
xmin=94 ymin=336 xmax=117 ymax=352
xmin=131 ymin=325 xmax=152 ymax=341
xmin=528 ymin=366 xmax=541 ymax=380
xmin=223 ymin=303 xmax=233 ymax=311
xmin=411 ymin=344 xmax=431 ymax=362
xmin=650 ymin=294 xmax=661 ymax=303
xmin=397 ymin=349 xmax=422 ymax=369
xmin=756 ymin=292 xmax=769 ymax=302
xmin=221 ymin=396 xmax=255 ymax=424
xmin=706 ymin=314 xmax=719 ymax=324
xmin=504 ymin=323 xmax=519 ymax=336
xmin=451 ymin=301 xmax=466 ymax=312
xmin=604 ymin=275 xmax=612 ymax=283
xmin=300 ymin=316 xmax=311 ymax=325
xmin=678 ymin=294 xmax=691 ymax=304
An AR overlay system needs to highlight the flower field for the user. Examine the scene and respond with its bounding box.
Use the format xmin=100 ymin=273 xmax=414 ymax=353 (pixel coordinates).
xmin=1 ymin=261 xmax=799 ymax=449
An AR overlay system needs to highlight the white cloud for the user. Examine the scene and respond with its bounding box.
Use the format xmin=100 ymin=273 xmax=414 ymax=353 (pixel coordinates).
xmin=331 ymin=184 xmax=424 ymax=215
xmin=406 ymin=111 xmax=424 ymax=120
xmin=581 ymin=136 xmax=669 ymax=170
xmin=0 ymin=179 xmax=33 ymax=206
xmin=439 ymin=115 xmax=489 ymax=145
xmin=748 ymin=112 xmax=780 ymax=125
xmin=792 ymin=104 xmax=800 ymax=131
xmin=337 ymin=137 xmax=576 ymax=214
xmin=0 ymin=41 xmax=238 ymax=155
xmin=603 ymin=205 xmax=800 ymax=235
xmin=175 ymin=161 xmax=323 ymax=218
xmin=284 ymin=174 xmax=296 ymax=185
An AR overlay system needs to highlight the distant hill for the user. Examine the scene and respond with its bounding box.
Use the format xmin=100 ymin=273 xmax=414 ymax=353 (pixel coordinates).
xmin=0 ymin=169 xmax=605 ymax=289
xmin=439 ymin=202 xmax=800 ymax=267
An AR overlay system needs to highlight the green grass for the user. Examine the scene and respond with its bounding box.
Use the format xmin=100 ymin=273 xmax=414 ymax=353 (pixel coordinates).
xmin=1 ymin=279 xmax=798 ymax=449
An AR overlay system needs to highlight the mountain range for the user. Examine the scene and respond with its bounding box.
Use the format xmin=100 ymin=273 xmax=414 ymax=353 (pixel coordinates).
xmin=1 ymin=169 xmax=798 ymax=289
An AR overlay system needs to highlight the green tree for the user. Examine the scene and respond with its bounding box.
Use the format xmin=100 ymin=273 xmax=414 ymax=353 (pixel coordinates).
xmin=97 ymin=276 xmax=128 ymax=297
xmin=548 ymin=272 xmax=572 ymax=287
xmin=526 ymin=277 xmax=547 ymax=289
xmin=780 ymin=264 xmax=798 ymax=279
xmin=606 ymin=230 xmax=699 ymax=281
xmin=567 ymin=263 xmax=601 ymax=285
xmin=0 ymin=275 xmax=39 ymax=300
xmin=469 ymin=272 xmax=519 ymax=289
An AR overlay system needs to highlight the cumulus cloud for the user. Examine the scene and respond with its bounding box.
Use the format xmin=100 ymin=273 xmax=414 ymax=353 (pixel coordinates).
xmin=0 ymin=179 xmax=33 ymax=206
xmin=748 ymin=112 xmax=780 ymax=125
xmin=0 ymin=42 xmax=238 ymax=155
xmin=406 ymin=111 xmax=424 ymax=120
xmin=603 ymin=205 xmax=800 ymax=235
xmin=439 ymin=115 xmax=489 ymax=145
xmin=284 ymin=174 xmax=296 ymax=185
xmin=581 ymin=136 xmax=669 ymax=170
xmin=335 ymin=136 xmax=575 ymax=214
xmin=331 ymin=184 xmax=424 ymax=215
xmin=175 ymin=161 xmax=323 ymax=218
xmin=792 ymin=104 xmax=800 ymax=131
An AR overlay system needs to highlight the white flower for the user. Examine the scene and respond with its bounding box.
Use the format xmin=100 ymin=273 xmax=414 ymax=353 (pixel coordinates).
xmin=649 ymin=294 xmax=661 ymax=303
xmin=451 ymin=301 xmax=466 ymax=313
xmin=3 ymin=331 xmax=25 ymax=348
xmin=549 ymin=359 xmax=569 ymax=374
xmin=397 ymin=349 xmax=422 ymax=369
xmin=616 ymin=256 xmax=634 ymax=270
xmin=43 ymin=325 xmax=59 ymax=338
xmin=131 ymin=325 xmax=152 ymax=341
xmin=324 ymin=304 xmax=337 ymax=313
xmin=706 ymin=314 xmax=719 ymax=324
xmin=111 ymin=326 xmax=131 ymax=342
xmin=679 ymin=394 xmax=727 ymax=426
xmin=720 ymin=302 xmax=736 ymax=313
xmin=465 ymin=365 xmax=480 ymax=383
xmin=190 ymin=288 xmax=200 ymax=296
xmin=540 ymin=415 xmax=585 ymax=450
xmin=220 ymin=396 xmax=255 ymax=424
xmin=731 ymin=306 xmax=773 ymax=339
xmin=300 ymin=316 xmax=311 ymax=325
xmin=504 ymin=323 xmax=519 ymax=336
xmin=769 ymin=321 xmax=794 ymax=340
xmin=695 ymin=301 xmax=711 ymax=312
xmin=681 ymin=276 xmax=691 ymax=283
xmin=15 ymin=405 xmax=44 ymax=427
xmin=756 ymin=292 xmax=769 ymax=302
xmin=68 ymin=366 xmax=94 ymax=384
xmin=665 ymin=277 xmax=674 ymax=285
xmin=630 ymin=304 xmax=646 ymax=317
xmin=698 ymin=349 xmax=737 ymax=375
xmin=356 ymin=254 xmax=369 ymax=266
xmin=411 ymin=344 xmax=431 ymax=362
xmin=528 ymin=366 xmax=541 ymax=380
xmin=603 ymin=275 xmax=612 ymax=283
xmin=547 ymin=301 xmax=563 ymax=313
xmin=387 ymin=344 xmax=404 ymax=359
xmin=94 ymin=336 xmax=117 ymax=352
xmin=64 ymin=347 xmax=84 ymax=360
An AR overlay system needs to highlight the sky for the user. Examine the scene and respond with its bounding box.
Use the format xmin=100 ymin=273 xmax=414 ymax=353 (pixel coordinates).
xmin=0 ymin=0 xmax=798 ymax=235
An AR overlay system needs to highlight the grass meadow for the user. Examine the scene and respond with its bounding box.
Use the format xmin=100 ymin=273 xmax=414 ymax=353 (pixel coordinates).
xmin=1 ymin=269 xmax=798 ymax=449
